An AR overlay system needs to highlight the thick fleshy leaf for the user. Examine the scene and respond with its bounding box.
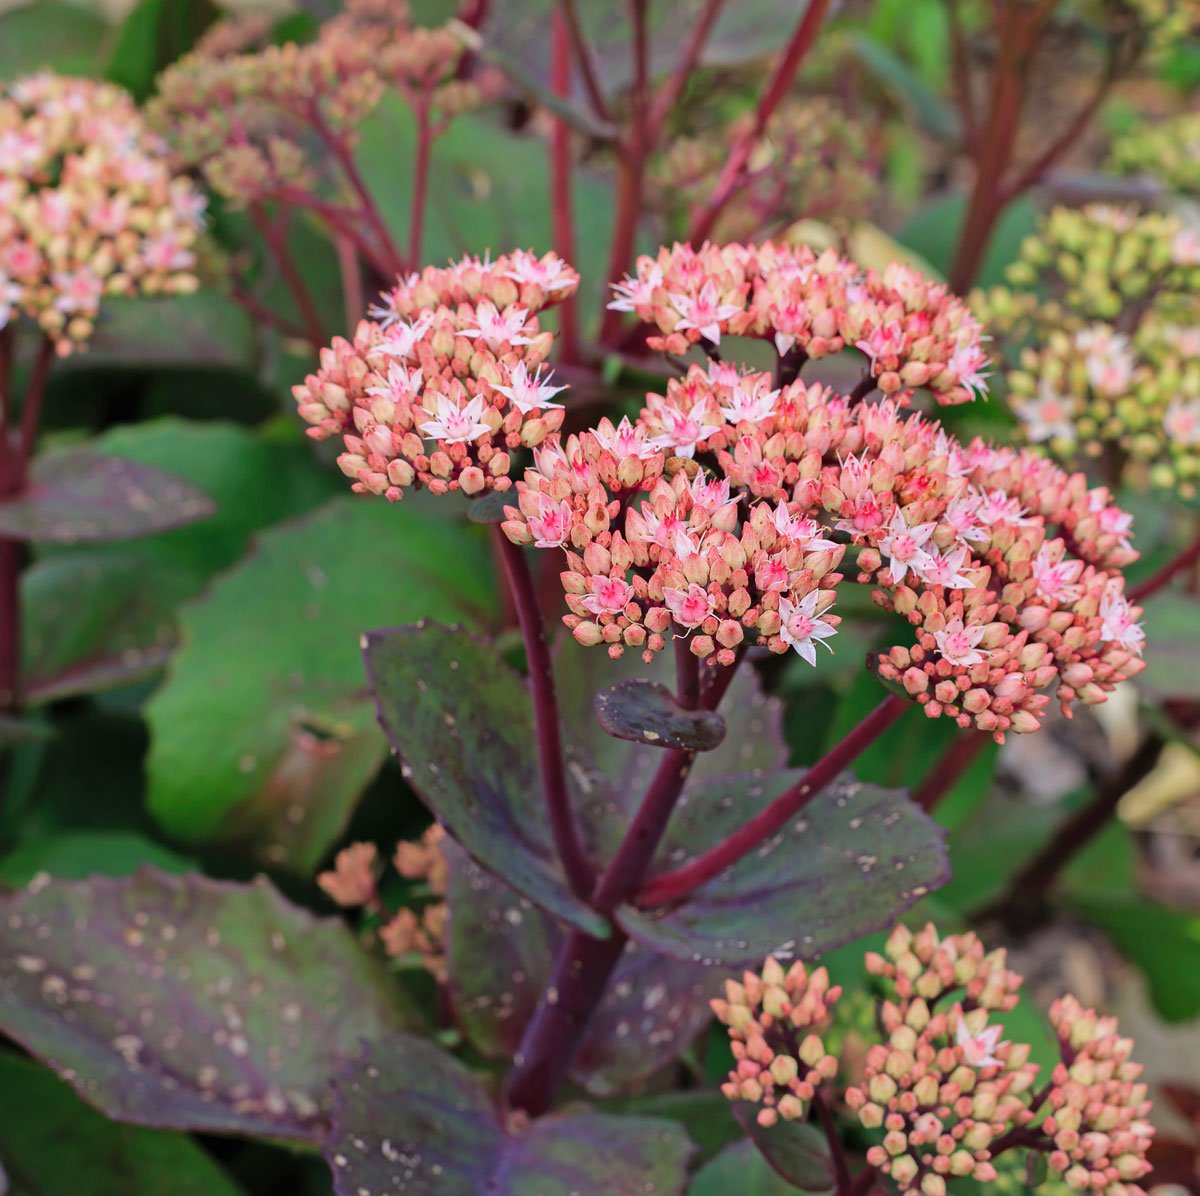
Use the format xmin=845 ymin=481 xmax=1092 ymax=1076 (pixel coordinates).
xmin=64 ymin=293 xmax=258 ymax=371
xmin=364 ymin=624 xmax=607 ymax=937
xmin=595 ymin=679 xmax=727 ymax=752
xmin=328 ymin=1033 xmax=694 ymax=1196
xmin=23 ymin=419 xmax=337 ymax=704
xmin=689 ymin=1138 xmax=828 ymax=1196
xmin=0 ymin=868 xmax=414 ymax=1141
xmin=557 ymin=642 xmax=788 ymax=860
xmin=0 ymin=451 xmax=213 ymax=545
xmin=617 ymin=772 xmax=950 ymax=967
xmin=0 ymin=830 xmax=192 ymax=888
xmin=446 ymin=844 xmax=716 ymax=1094
xmin=0 ymin=1052 xmax=246 ymax=1196
xmin=146 ymin=496 xmax=491 ymax=873
xmin=733 ymin=1105 xmax=834 ymax=1192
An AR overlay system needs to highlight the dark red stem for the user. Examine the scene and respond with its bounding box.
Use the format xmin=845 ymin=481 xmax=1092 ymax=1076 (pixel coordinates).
xmin=334 ymin=234 xmax=365 ymax=330
xmin=813 ymin=1091 xmax=854 ymax=1196
xmin=912 ymin=731 xmax=988 ymax=813
xmin=409 ymin=106 xmax=432 ymax=268
xmin=248 ymin=204 xmax=326 ymax=353
xmin=550 ymin=9 xmax=581 ymax=364
xmin=14 ymin=336 xmax=54 ymax=483
xmin=494 ymin=530 xmax=595 ymax=899
xmin=558 ymin=0 xmax=612 ymax=123
xmin=977 ymin=731 xmax=1165 ymax=930
xmin=687 ymin=0 xmax=832 ymax=246
xmin=502 ymin=644 xmax=738 ymax=1116
xmin=1130 ymin=528 xmax=1200 ymax=602
xmin=634 ymin=693 xmax=908 ymax=908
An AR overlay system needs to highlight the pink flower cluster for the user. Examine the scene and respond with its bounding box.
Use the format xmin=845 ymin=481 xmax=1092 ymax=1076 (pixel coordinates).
xmin=710 ymin=956 xmax=842 ymax=1127
xmin=716 ymin=926 xmax=1155 ymax=1196
xmin=0 ymin=73 xmax=205 ymax=352
xmin=610 ymin=241 xmax=989 ymax=406
xmin=1042 ymin=996 xmax=1154 ymax=1195
xmin=292 ymin=250 xmax=579 ymax=499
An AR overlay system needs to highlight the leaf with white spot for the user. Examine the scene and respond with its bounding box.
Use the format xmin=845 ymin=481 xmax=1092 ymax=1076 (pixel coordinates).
xmin=0 ymin=451 xmax=214 ymax=545
xmin=328 ymin=1033 xmax=694 ymax=1195
xmin=146 ymin=496 xmax=493 ymax=873
xmin=594 ymin=679 xmax=727 ymax=752
xmin=364 ymin=624 xmax=608 ymax=937
xmin=0 ymin=869 xmax=416 ymax=1142
xmin=616 ymin=772 xmax=950 ymax=967
xmin=445 ymin=845 xmax=716 ymax=1095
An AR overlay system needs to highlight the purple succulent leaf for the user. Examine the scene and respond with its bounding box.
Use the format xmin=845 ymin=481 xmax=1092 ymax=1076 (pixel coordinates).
xmin=445 ymin=843 xmax=717 ymax=1096
xmin=594 ymin=678 xmax=727 ymax=752
xmin=732 ymin=1104 xmax=835 ymax=1192
xmin=0 ymin=451 xmax=214 ymax=545
xmin=0 ymin=868 xmax=415 ymax=1142
xmin=363 ymin=623 xmax=608 ymax=937
xmin=328 ymin=1033 xmax=694 ymax=1195
xmin=616 ymin=772 xmax=951 ymax=967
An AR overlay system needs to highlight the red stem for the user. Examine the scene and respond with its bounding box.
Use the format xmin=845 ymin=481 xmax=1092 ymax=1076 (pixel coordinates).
xmin=635 ymin=693 xmax=908 ymax=908
xmin=645 ymin=0 xmax=725 ymax=141
xmin=15 ymin=336 xmax=54 ymax=484
xmin=558 ymin=0 xmax=612 ymax=123
xmin=0 ymin=325 xmax=12 ymax=483
xmin=597 ymin=0 xmax=650 ymax=346
xmin=307 ymin=105 xmax=406 ymax=276
xmin=502 ymin=644 xmax=738 ymax=1116
xmin=550 ymin=9 xmax=581 ymax=364
xmin=1130 ymin=527 xmax=1200 ymax=602
xmin=495 ymin=530 xmax=595 ymax=899
xmin=333 ymin=234 xmax=365 ymax=331
xmin=409 ymin=107 xmax=432 ymax=268
xmin=813 ymin=1091 xmax=854 ymax=1196
xmin=912 ymin=731 xmax=988 ymax=813
xmin=248 ymin=204 xmax=326 ymax=353
xmin=687 ymin=0 xmax=832 ymax=247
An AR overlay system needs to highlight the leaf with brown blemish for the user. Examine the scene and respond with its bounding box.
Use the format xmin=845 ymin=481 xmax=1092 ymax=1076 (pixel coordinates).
xmin=0 ymin=868 xmax=417 ymax=1142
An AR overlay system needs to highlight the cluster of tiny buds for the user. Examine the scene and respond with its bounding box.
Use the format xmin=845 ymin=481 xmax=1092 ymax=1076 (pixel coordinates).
xmin=1 ymin=72 xmax=205 ymax=352
xmin=149 ymin=0 xmax=492 ymax=207
xmin=716 ymin=926 xmax=1154 ymax=1196
xmin=610 ymin=240 xmax=990 ymax=407
xmin=1109 ymin=111 xmax=1200 ymax=198
xmin=652 ymin=98 xmax=874 ymax=242
xmin=711 ymin=956 xmax=842 ymax=1127
xmin=293 ymin=249 xmax=579 ymax=499
xmin=317 ymin=825 xmax=447 ymax=980
xmin=975 ymin=204 xmax=1200 ymax=494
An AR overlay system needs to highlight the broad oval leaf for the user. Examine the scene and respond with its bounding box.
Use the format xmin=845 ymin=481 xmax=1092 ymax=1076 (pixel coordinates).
xmin=0 ymin=1052 xmax=247 ymax=1196
xmin=446 ymin=844 xmax=715 ymax=1095
xmin=0 ymin=868 xmax=414 ymax=1141
xmin=328 ymin=1033 xmax=694 ymax=1196
xmin=733 ymin=1104 xmax=834 ymax=1192
xmin=0 ymin=451 xmax=214 ymax=545
xmin=364 ymin=623 xmax=607 ymax=937
xmin=617 ymin=772 xmax=950 ymax=967
xmin=146 ymin=495 xmax=491 ymax=873
xmin=689 ymin=1137 xmax=830 ymax=1196
xmin=595 ymin=679 xmax=727 ymax=752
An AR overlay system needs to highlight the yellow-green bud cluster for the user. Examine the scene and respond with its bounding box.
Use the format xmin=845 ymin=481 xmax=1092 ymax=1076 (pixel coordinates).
xmin=975 ymin=204 xmax=1200 ymax=496
xmin=1109 ymin=112 xmax=1200 ymax=197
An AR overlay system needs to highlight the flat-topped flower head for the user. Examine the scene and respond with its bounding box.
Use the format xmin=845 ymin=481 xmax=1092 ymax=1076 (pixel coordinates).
xmin=293 ymin=250 xmax=579 ymax=501
xmin=0 ymin=72 xmax=205 ymax=352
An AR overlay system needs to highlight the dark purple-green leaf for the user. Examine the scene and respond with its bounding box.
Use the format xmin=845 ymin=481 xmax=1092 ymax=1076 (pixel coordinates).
xmin=446 ymin=844 xmax=716 ymax=1095
xmin=595 ymin=679 xmax=727 ymax=752
xmin=0 ymin=451 xmax=213 ymax=545
xmin=733 ymin=1104 xmax=834 ymax=1192
xmin=328 ymin=1033 xmax=694 ymax=1195
xmin=617 ymin=772 xmax=950 ymax=967
xmin=0 ymin=868 xmax=415 ymax=1141
xmin=363 ymin=623 xmax=607 ymax=938
xmin=688 ymin=1139 xmax=818 ymax=1196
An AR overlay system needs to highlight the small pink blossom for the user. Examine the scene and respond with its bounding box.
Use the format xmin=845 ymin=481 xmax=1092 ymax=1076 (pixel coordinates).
xmin=934 ymin=619 xmax=987 ymax=666
xmin=608 ymin=262 xmax=663 ymax=312
xmin=955 ymin=1016 xmax=1003 ymax=1068
xmin=650 ymin=401 xmax=722 ymax=458
xmin=916 ymin=546 xmax=975 ymax=590
xmin=493 ymin=361 xmax=567 ymax=414
xmin=418 ymin=394 xmax=491 ymax=444
xmin=1098 ymin=588 xmax=1144 ymax=654
xmin=51 ymin=267 xmax=102 ymax=314
xmin=377 ymin=313 xmax=434 ymax=357
xmin=527 ymin=496 xmax=572 ymax=548
xmin=367 ymin=362 xmax=423 ymax=402
xmin=778 ymin=591 xmax=837 ymax=665
xmin=878 ymin=509 xmax=936 ymax=583
xmin=665 ymin=582 xmax=715 ymax=629
xmin=461 ymin=301 xmax=534 ymax=349
xmin=1164 ymin=397 xmax=1200 ymax=447
xmin=1032 ymin=543 xmax=1084 ymax=604
xmin=1019 ymin=385 xmax=1076 ymax=444
xmin=582 ymin=575 xmax=634 ymax=616
xmin=669 ymin=280 xmax=742 ymax=343
xmin=720 ymin=379 xmax=781 ymax=424
xmin=592 ymin=415 xmax=659 ymax=460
